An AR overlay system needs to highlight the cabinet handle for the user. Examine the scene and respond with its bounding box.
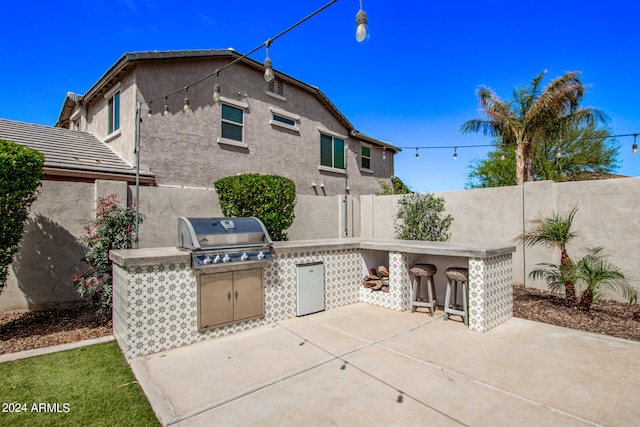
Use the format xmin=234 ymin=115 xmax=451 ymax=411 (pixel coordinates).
xmin=228 ymin=291 xmax=231 ymax=301
xmin=235 ymin=290 xmax=238 ymax=300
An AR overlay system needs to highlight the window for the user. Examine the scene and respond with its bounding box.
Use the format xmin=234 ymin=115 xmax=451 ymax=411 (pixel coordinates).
xmin=320 ymin=133 xmax=345 ymax=170
xmin=361 ymin=145 xmax=371 ymax=170
xmin=269 ymin=108 xmax=300 ymax=131
xmin=221 ymin=103 xmax=243 ymax=142
xmin=108 ymin=91 xmax=120 ymax=134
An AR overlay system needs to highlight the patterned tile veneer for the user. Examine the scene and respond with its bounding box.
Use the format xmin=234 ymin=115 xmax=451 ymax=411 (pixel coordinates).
xmin=468 ymin=254 xmax=513 ymax=332
xmin=113 ymin=249 xmax=361 ymax=359
xmin=113 ymin=249 xmax=513 ymax=358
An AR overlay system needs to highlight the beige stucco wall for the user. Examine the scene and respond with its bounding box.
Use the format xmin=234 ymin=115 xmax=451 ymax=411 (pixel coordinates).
xmin=3 ymin=177 xmax=638 ymax=313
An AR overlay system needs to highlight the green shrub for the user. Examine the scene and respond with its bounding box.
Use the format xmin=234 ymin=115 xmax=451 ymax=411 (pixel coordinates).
xmin=394 ymin=192 xmax=453 ymax=241
xmin=377 ymin=176 xmax=411 ymax=195
xmin=0 ymin=140 xmax=44 ymax=291
xmin=214 ymin=174 xmax=296 ymax=241
xmin=74 ymin=195 xmax=143 ymax=316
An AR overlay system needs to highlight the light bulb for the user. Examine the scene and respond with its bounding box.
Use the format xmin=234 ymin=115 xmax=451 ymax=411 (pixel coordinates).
xmin=147 ymin=108 xmax=152 ymax=119
xmin=213 ymin=83 xmax=221 ymax=102
xmin=355 ymin=9 xmax=369 ymax=43
xmin=183 ymin=97 xmax=191 ymax=113
xmin=264 ymin=58 xmax=275 ymax=82
xmin=453 ymin=148 xmax=458 ymax=160
xmin=163 ymin=104 xmax=169 ymax=117
xmin=633 ymin=143 xmax=638 ymax=155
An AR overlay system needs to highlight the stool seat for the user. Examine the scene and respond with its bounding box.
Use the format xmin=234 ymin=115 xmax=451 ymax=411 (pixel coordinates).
xmin=444 ymin=267 xmax=469 ymax=325
xmin=445 ymin=267 xmax=468 ymax=282
xmin=410 ymin=264 xmax=437 ymax=277
xmin=409 ymin=264 xmax=437 ymax=315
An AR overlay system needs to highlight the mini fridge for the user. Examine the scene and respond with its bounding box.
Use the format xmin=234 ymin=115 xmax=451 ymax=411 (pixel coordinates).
xmin=296 ymin=262 xmax=325 ymax=316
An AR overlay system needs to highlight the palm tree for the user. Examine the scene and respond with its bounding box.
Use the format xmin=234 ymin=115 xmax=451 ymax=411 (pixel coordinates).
xmin=461 ymin=70 xmax=607 ymax=185
xmin=573 ymin=247 xmax=637 ymax=311
xmin=531 ymin=247 xmax=637 ymax=312
xmin=517 ymin=207 xmax=578 ymax=306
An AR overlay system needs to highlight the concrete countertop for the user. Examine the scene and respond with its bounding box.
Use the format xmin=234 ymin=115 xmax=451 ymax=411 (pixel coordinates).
xmin=110 ymin=239 xmax=515 ymax=267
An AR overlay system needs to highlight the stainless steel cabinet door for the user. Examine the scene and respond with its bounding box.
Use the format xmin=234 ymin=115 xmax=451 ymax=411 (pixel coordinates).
xmin=233 ymin=268 xmax=264 ymax=321
xmin=199 ymin=272 xmax=233 ymax=329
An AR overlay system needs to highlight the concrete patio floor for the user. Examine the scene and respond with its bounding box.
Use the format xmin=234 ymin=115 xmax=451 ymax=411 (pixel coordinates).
xmin=130 ymin=303 xmax=640 ymax=426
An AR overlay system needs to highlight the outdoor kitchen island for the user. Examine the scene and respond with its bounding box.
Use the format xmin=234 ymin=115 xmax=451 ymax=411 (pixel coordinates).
xmin=111 ymin=239 xmax=515 ymax=359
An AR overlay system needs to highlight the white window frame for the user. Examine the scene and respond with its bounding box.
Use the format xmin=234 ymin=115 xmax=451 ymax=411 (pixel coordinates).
xmin=318 ymin=128 xmax=348 ymax=175
xmin=104 ymin=83 xmax=121 ymax=138
xmin=217 ymin=97 xmax=249 ymax=148
xmin=360 ymin=143 xmax=373 ymax=173
xmin=269 ymin=107 xmax=300 ymax=132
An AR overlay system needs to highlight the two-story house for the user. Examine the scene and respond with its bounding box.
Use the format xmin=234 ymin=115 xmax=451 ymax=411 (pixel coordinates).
xmin=56 ymin=50 xmax=399 ymax=196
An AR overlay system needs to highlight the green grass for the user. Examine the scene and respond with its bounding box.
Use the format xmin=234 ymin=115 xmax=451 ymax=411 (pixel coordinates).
xmin=0 ymin=342 xmax=158 ymax=426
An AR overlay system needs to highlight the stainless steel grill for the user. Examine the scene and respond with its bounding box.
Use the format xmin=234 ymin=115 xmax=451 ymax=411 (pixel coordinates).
xmin=177 ymin=217 xmax=273 ymax=268
xmin=177 ymin=217 xmax=273 ymax=331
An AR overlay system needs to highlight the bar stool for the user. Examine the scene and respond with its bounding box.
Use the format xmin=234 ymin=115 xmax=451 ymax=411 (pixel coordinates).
xmin=444 ymin=267 xmax=469 ymax=325
xmin=409 ymin=264 xmax=437 ymax=315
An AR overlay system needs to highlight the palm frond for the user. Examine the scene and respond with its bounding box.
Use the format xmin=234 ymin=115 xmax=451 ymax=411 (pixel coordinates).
xmin=516 ymin=207 xmax=578 ymax=251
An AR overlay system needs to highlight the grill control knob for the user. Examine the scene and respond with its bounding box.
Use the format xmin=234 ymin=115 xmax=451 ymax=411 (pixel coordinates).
xmin=223 ymin=254 xmax=231 ymax=263
xmin=203 ymin=256 xmax=212 ymax=265
xmin=213 ymin=255 xmax=221 ymax=264
xmin=241 ymin=253 xmax=249 ymax=261
xmin=257 ymin=251 xmax=265 ymax=260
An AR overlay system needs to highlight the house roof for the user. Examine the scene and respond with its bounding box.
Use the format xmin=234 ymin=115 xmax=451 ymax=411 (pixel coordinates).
xmin=58 ymin=49 xmax=401 ymax=153
xmin=0 ymin=118 xmax=155 ymax=184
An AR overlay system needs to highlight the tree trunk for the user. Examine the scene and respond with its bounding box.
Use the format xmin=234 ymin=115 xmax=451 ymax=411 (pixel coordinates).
xmin=523 ymin=141 xmax=534 ymax=182
xmin=560 ymin=249 xmax=577 ymax=307
xmin=578 ymin=288 xmax=593 ymax=311
xmin=516 ymin=142 xmax=525 ymax=185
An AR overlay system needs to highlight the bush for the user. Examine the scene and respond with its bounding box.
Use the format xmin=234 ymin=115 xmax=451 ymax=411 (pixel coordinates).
xmin=74 ymin=195 xmax=143 ymax=316
xmin=0 ymin=140 xmax=44 ymax=292
xmin=377 ymin=176 xmax=411 ymax=195
xmin=394 ymin=192 xmax=453 ymax=241
xmin=214 ymin=174 xmax=296 ymax=241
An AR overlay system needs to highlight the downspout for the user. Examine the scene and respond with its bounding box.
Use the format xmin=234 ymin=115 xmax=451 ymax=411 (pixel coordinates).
xmin=344 ymin=142 xmax=349 ymax=237
xmin=134 ymin=101 xmax=141 ymax=248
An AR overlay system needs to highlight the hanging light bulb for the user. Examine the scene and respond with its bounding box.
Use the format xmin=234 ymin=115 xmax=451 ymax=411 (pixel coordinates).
xmin=453 ymin=147 xmax=458 ymax=160
xmin=163 ymin=96 xmax=169 ymax=117
xmin=382 ymin=147 xmax=386 ymax=160
xmin=355 ymin=1 xmax=369 ymax=43
xmin=264 ymin=40 xmax=275 ymax=83
xmin=213 ymin=83 xmax=221 ymax=102
xmin=147 ymin=102 xmax=152 ymax=119
xmin=556 ymin=146 xmax=562 ymax=159
xmin=501 ymin=152 xmax=505 ymax=161
xmin=415 ymin=148 xmax=419 ymax=160
xmin=183 ymin=87 xmax=191 ymax=113
xmin=633 ymin=134 xmax=638 ymax=155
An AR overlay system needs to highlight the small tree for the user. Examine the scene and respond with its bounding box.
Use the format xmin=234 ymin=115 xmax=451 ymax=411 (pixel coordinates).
xmin=517 ymin=208 xmax=578 ymax=306
xmin=0 ymin=140 xmax=44 ymax=292
xmin=394 ymin=192 xmax=453 ymax=241
xmin=214 ymin=174 xmax=296 ymax=241
xmin=530 ymin=247 xmax=637 ymax=312
xmin=74 ymin=195 xmax=143 ymax=316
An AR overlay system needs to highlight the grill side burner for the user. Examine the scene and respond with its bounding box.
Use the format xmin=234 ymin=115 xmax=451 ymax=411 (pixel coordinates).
xmin=177 ymin=217 xmax=274 ymax=331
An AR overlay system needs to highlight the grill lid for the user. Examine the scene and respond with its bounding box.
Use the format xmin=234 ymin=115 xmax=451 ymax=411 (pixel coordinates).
xmin=177 ymin=217 xmax=273 ymax=251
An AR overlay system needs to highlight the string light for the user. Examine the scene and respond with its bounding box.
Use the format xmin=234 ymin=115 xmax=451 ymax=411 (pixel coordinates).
xmin=183 ymin=87 xmax=191 ymax=113
xmin=147 ymin=101 xmax=152 ymax=119
xmin=356 ymin=0 xmax=369 ymax=43
xmin=382 ymin=147 xmax=386 ymax=160
xmin=556 ymin=146 xmax=562 ymax=158
xmin=264 ymin=39 xmax=275 ymax=83
xmin=146 ymin=0 xmax=339 ymax=114
xmin=633 ymin=134 xmax=638 ymax=155
xmin=163 ymin=96 xmax=169 ymax=117
xmin=453 ymin=147 xmax=458 ymax=160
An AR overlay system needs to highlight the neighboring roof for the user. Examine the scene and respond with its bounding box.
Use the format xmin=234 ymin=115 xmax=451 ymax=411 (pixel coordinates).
xmin=56 ymin=92 xmax=82 ymax=128
xmin=0 ymin=118 xmax=155 ymax=184
xmin=61 ymin=49 xmax=400 ymax=152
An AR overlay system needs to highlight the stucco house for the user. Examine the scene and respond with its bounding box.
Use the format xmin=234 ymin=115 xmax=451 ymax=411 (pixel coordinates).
xmin=56 ymin=49 xmax=400 ymax=196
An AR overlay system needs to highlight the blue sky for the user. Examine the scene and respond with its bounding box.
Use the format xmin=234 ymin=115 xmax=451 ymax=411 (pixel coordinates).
xmin=1 ymin=0 xmax=638 ymax=192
